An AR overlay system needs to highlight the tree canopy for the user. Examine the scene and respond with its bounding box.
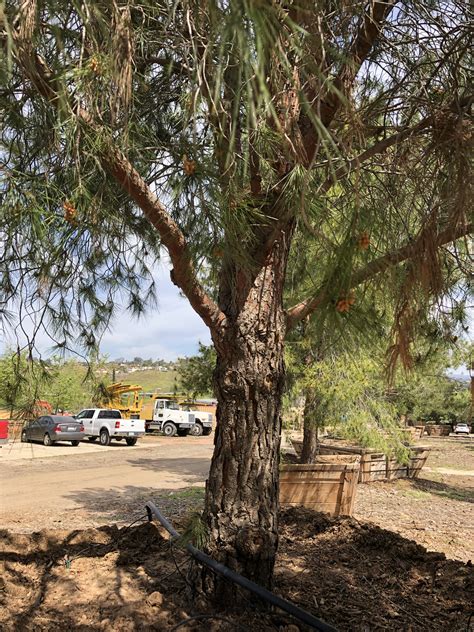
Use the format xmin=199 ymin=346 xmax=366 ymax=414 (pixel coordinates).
xmin=1 ymin=0 xmax=472 ymax=597
xmin=1 ymin=1 xmax=471 ymax=358
xmin=177 ymin=342 xmax=216 ymax=398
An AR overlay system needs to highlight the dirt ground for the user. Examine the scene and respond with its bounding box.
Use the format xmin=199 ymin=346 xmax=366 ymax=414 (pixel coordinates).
xmin=0 ymin=435 xmax=213 ymax=532
xmin=1 ymin=509 xmax=472 ymax=631
xmin=353 ymin=437 xmax=474 ymax=563
xmin=1 ymin=434 xmax=473 ymax=630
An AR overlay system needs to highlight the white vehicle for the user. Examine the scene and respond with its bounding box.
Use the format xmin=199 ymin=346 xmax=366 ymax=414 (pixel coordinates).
xmin=186 ymin=408 xmax=213 ymax=437
xmin=453 ymin=423 xmax=470 ymax=435
xmin=144 ymin=399 xmax=212 ymax=437
xmin=75 ymin=408 xmax=145 ymax=446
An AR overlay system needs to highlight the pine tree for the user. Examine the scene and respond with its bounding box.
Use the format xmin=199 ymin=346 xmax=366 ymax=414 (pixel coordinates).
xmin=1 ymin=1 xmax=472 ymax=600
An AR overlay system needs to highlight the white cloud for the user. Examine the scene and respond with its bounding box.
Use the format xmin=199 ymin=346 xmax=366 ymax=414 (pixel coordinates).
xmin=0 ymin=258 xmax=212 ymax=360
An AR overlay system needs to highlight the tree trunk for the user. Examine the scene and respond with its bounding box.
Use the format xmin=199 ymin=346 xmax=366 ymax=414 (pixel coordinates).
xmin=300 ymin=390 xmax=319 ymax=463
xmin=195 ymin=232 xmax=290 ymax=605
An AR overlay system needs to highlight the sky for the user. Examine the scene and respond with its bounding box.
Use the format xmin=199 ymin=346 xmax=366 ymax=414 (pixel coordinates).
xmin=99 ymin=260 xmax=212 ymax=361
xmin=0 ymin=258 xmax=211 ymax=361
xmin=0 ymin=257 xmax=471 ymax=369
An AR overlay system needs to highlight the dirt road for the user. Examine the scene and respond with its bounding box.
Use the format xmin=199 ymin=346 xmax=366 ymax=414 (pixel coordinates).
xmin=0 ymin=436 xmax=213 ymax=531
xmin=2 ymin=434 xmax=472 ymax=563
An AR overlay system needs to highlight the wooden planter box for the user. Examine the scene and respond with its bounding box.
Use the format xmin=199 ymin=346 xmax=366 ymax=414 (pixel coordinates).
xmin=408 ymin=446 xmax=431 ymax=478
xmin=290 ymin=439 xmax=304 ymax=456
xmin=7 ymin=421 xmax=23 ymax=441
xmin=290 ymin=440 xmax=431 ymax=483
xmin=279 ymin=455 xmax=360 ymax=517
xmin=426 ymin=425 xmax=451 ymax=437
xmin=318 ymin=444 xmax=386 ymax=483
xmin=405 ymin=426 xmax=424 ymax=440
xmin=319 ymin=442 xmax=431 ymax=483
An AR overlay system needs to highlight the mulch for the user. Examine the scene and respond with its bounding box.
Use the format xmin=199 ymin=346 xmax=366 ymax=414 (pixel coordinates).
xmin=1 ymin=507 xmax=472 ymax=631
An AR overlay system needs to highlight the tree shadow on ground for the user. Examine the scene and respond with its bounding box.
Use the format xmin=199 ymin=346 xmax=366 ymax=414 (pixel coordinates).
xmin=64 ymin=482 xmax=206 ymax=524
xmin=0 ymin=520 xmax=291 ymax=632
xmin=126 ymin=455 xmax=210 ymax=478
xmin=410 ymin=477 xmax=474 ymax=503
xmin=0 ymin=521 xmax=195 ymax=631
xmin=62 ymin=455 xmax=209 ymax=521
xmin=2 ymin=507 xmax=473 ymax=632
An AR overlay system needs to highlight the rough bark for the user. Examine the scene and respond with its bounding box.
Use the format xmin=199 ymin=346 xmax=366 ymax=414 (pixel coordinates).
xmin=195 ymin=229 xmax=291 ymax=604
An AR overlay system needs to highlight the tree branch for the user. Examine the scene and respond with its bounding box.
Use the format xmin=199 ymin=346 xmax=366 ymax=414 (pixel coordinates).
xmin=318 ymin=94 xmax=473 ymax=193
xmin=11 ymin=25 xmax=226 ymax=337
xmin=323 ymin=0 xmax=398 ymax=125
xmin=300 ymin=1 xmax=398 ymax=163
xmin=286 ymin=221 xmax=473 ymax=330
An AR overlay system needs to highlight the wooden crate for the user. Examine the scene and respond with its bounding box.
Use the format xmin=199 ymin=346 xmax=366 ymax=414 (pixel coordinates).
xmin=386 ymin=458 xmax=409 ymax=481
xmin=405 ymin=426 xmax=424 ymax=440
xmin=291 ymin=439 xmax=303 ymax=457
xmin=279 ymin=455 xmax=360 ymax=517
xmin=408 ymin=446 xmax=431 ymax=478
xmin=319 ymin=443 xmax=418 ymax=483
xmin=318 ymin=444 xmax=383 ymax=483
xmin=291 ymin=440 xmax=430 ymax=483
xmin=7 ymin=421 xmax=24 ymax=441
xmin=426 ymin=425 xmax=451 ymax=436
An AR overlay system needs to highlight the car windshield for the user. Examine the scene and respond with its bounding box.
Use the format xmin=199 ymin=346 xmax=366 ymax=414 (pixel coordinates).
xmin=165 ymin=401 xmax=180 ymax=410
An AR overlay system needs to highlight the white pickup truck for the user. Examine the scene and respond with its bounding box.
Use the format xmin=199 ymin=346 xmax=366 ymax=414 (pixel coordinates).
xmin=75 ymin=408 xmax=145 ymax=446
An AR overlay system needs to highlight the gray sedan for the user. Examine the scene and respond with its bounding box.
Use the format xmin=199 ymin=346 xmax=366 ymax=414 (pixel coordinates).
xmin=21 ymin=415 xmax=85 ymax=446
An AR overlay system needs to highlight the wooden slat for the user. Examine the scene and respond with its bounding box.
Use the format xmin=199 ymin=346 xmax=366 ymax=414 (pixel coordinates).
xmin=279 ymin=456 xmax=360 ymax=517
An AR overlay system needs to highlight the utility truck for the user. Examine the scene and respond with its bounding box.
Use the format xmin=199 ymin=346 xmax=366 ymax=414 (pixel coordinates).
xmin=75 ymin=408 xmax=145 ymax=446
xmin=141 ymin=398 xmax=202 ymax=436
xmin=97 ymin=383 xmax=215 ymax=437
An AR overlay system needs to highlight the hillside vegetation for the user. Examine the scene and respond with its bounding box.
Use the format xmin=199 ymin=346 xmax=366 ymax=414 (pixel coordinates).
xmin=114 ymin=369 xmax=179 ymax=393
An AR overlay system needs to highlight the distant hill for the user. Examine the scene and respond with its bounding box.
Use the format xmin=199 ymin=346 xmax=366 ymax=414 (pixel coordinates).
xmin=114 ymin=369 xmax=180 ymax=393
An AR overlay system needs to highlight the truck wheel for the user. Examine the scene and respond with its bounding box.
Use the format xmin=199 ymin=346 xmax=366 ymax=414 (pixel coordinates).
xmin=126 ymin=437 xmax=138 ymax=446
xmin=43 ymin=433 xmax=54 ymax=446
xmin=162 ymin=422 xmax=177 ymax=437
xmin=99 ymin=429 xmax=111 ymax=446
xmin=177 ymin=428 xmax=189 ymax=437
xmin=203 ymin=428 xmax=212 ymax=436
xmin=88 ymin=436 xmax=97 ymax=442
xmin=71 ymin=440 xmax=80 ymax=446
xmin=190 ymin=423 xmax=203 ymax=437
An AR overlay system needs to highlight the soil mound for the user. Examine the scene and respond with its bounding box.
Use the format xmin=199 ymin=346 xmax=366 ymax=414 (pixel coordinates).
xmin=1 ymin=509 xmax=472 ymax=631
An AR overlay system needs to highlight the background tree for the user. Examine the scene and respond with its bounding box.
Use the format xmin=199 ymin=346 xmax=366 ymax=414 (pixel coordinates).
xmin=286 ymin=250 xmax=471 ymax=462
xmin=0 ymin=352 xmax=49 ymax=418
xmin=178 ymin=343 xmax=216 ymax=398
xmin=43 ymin=358 xmax=103 ymax=412
xmin=1 ymin=1 xmax=472 ymax=599
xmin=287 ymin=336 xmax=472 ymax=464
xmin=391 ymin=340 xmax=472 ymax=424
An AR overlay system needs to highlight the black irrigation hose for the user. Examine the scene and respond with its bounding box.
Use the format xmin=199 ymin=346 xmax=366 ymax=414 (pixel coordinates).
xmin=145 ymin=501 xmax=338 ymax=632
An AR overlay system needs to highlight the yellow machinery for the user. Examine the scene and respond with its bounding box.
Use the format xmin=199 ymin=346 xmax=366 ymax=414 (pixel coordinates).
xmin=99 ymin=383 xmax=216 ymax=421
xmin=100 ymin=382 xmax=142 ymax=417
